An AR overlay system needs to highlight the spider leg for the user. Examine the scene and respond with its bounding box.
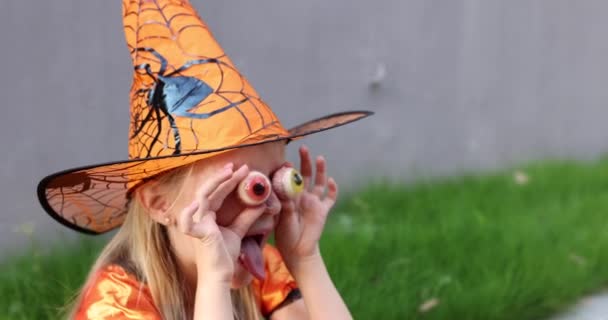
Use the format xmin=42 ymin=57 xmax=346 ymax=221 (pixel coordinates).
xmin=134 ymin=64 xmax=157 ymax=82
xmin=172 ymin=98 xmax=247 ymax=119
xmin=146 ymin=106 xmax=163 ymax=158
xmin=165 ymin=58 xmax=223 ymax=77
xmin=133 ymin=47 xmax=168 ymax=75
xmin=156 ymin=106 xmax=181 ymax=155
xmin=165 ymin=113 xmax=181 ymax=155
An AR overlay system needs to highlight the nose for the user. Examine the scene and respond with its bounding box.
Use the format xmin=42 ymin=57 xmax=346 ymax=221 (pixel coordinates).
xmin=264 ymin=192 xmax=281 ymax=217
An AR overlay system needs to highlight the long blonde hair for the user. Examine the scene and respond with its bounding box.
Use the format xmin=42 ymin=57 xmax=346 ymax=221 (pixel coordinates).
xmin=66 ymin=165 xmax=262 ymax=320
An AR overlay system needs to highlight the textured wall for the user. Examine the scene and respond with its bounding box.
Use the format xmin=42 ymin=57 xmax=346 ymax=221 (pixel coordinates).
xmin=1 ymin=0 xmax=608 ymax=253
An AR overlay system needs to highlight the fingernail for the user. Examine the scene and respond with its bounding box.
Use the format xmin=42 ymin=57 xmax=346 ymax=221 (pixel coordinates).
xmin=224 ymin=162 xmax=234 ymax=170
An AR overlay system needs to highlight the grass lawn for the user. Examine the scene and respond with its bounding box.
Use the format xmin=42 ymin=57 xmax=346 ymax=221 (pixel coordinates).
xmin=3 ymin=159 xmax=608 ymax=319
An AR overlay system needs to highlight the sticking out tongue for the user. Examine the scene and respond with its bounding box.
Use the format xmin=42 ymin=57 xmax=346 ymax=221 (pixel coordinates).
xmin=239 ymin=237 xmax=265 ymax=281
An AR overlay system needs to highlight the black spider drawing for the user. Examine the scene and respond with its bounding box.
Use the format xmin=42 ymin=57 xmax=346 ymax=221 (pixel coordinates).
xmin=131 ymin=47 xmax=246 ymax=156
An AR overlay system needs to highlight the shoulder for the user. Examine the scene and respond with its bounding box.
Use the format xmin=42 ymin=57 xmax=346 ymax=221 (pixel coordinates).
xmin=252 ymin=245 xmax=301 ymax=317
xmin=74 ymin=264 xmax=161 ymax=320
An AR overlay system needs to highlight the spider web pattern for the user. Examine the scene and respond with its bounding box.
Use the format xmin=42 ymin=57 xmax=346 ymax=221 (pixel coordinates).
xmin=42 ymin=115 xmax=370 ymax=233
xmin=45 ymin=171 xmax=129 ymax=232
xmin=123 ymin=0 xmax=283 ymax=159
xmin=43 ymin=152 xmax=214 ymax=233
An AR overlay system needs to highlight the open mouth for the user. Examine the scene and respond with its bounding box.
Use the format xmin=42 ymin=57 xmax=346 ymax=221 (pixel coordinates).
xmin=238 ymin=233 xmax=267 ymax=280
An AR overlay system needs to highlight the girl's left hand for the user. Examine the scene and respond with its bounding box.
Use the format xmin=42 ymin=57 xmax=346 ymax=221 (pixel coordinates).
xmin=274 ymin=145 xmax=338 ymax=267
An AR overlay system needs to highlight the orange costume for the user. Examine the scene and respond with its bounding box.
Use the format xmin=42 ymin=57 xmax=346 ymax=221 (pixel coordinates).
xmin=75 ymin=245 xmax=298 ymax=319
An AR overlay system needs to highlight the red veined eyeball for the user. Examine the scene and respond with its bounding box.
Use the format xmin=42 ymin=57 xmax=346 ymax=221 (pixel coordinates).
xmin=238 ymin=171 xmax=271 ymax=206
xmin=272 ymin=167 xmax=304 ymax=200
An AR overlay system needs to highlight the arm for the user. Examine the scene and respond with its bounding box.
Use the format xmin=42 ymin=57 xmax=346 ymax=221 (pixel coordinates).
xmin=271 ymin=252 xmax=350 ymax=320
xmin=274 ymin=145 xmax=352 ymax=320
xmin=289 ymin=252 xmax=351 ymax=319
xmin=193 ymin=277 xmax=233 ymax=319
xmin=173 ymin=164 xmax=266 ymax=319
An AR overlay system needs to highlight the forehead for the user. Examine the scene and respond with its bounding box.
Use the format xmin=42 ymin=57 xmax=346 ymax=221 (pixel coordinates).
xmin=233 ymin=142 xmax=286 ymax=172
xmin=204 ymin=142 xmax=286 ymax=175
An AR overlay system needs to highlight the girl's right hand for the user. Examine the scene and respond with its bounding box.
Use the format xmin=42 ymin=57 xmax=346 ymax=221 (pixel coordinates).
xmin=177 ymin=163 xmax=267 ymax=284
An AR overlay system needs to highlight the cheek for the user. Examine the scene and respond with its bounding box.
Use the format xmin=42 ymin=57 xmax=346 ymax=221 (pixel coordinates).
xmin=215 ymin=193 xmax=245 ymax=226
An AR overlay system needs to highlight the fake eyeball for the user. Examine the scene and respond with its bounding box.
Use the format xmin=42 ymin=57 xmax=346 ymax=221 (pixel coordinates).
xmin=238 ymin=171 xmax=271 ymax=206
xmin=272 ymin=167 xmax=304 ymax=200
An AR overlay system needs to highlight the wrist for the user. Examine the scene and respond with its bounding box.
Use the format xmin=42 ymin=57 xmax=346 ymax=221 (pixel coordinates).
xmin=194 ymin=271 xmax=234 ymax=320
xmin=196 ymin=264 xmax=234 ymax=285
xmin=196 ymin=275 xmax=232 ymax=290
xmin=285 ymin=249 xmax=325 ymax=277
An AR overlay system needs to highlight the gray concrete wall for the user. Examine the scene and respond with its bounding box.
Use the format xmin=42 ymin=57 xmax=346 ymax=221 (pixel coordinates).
xmin=2 ymin=0 xmax=608 ymax=253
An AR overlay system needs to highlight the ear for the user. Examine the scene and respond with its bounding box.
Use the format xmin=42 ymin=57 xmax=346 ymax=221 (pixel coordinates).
xmin=136 ymin=181 xmax=171 ymax=224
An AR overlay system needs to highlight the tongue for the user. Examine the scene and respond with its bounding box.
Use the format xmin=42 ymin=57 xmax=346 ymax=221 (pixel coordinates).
xmin=239 ymin=237 xmax=265 ymax=281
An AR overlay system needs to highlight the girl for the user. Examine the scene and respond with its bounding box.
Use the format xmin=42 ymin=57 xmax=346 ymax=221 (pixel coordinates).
xmin=37 ymin=0 xmax=371 ymax=319
xmin=72 ymin=143 xmax=350 ymax=319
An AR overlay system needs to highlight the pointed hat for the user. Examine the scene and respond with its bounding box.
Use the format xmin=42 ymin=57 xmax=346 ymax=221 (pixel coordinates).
xmin=37 ymin=0 xmax=372 ymax=234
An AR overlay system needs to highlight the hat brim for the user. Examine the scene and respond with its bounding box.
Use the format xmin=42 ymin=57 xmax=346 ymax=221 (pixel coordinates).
xmin=37 ymin=111 xmax=373 ymax=235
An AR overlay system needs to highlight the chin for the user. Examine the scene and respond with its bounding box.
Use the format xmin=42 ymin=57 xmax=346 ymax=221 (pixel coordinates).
xmin=231 ymin=263 xmax=254 ymax=289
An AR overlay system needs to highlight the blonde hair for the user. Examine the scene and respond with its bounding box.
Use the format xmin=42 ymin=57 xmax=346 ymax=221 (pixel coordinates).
xmin=66 ymin=165 xmax=262 ymax=320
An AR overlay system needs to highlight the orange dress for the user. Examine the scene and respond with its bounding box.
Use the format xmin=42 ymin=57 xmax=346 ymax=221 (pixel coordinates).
xmin=75 ymin=245 xmax=298 ymax=319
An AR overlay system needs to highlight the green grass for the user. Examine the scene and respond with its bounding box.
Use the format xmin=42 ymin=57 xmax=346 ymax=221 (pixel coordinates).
xmin=0 ymin=238 xmax=105 ymax=319
xmin=4 ymin=159 xmax=608 ymax=319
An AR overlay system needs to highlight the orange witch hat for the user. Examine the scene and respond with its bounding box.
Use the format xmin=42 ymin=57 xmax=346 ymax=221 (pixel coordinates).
xmin=37 ymin=0 xmax=372 ymax=234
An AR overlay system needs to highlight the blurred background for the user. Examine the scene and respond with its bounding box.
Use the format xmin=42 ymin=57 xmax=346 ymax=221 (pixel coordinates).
xmin=2 ymin=1 xmax=608 ymax=319
xmin=3 ymin=0 xmax=608 ymax=254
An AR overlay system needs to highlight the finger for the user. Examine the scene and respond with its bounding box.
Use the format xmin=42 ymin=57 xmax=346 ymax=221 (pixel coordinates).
xmin=192 ymin=206 xmax=212 ymax=224
xmin=197 ymin=163 xmax=235 ymax=198
xmin=177 ymin=201 xmax=200 ymax=234
xmin=299 ymin=145 xmax=313 ymax=190
xmin=280 ymin=199 xmax=296 ymax=215
xmin=323 ymin=177 xmax=339 ymax=207
xmin=192 ymin=207 xmax=203 ymax=224
xmin=298 ymin=194 xmax=327 ymax=243
xmin=208 ymin=164 xmax=250 ymax=210
xmin=312 ymin=156 xmax=327 ymax=197
xmin=265 ymin=192 xmax=282 ymax=217
xmin=189 ymin=211 xmax=219 ymax=237
xmin=227 ymin=205 xmax=267 ymax=239
xmin=276 ymin=199 xmax=299 ymax=235
xmin=300 ymin=192 xmax=327 ymax=223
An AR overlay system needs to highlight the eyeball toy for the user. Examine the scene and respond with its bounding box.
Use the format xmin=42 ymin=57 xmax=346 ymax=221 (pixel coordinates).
xmin=238 ymin=171 xmax=271 ymax=206
xmin=272 ymin=167 xmax=304 ymax=200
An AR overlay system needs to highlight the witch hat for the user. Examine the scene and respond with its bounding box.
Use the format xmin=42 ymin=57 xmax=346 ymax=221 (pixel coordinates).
xmin=37 ymin=0 xmax=372 ymax=234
